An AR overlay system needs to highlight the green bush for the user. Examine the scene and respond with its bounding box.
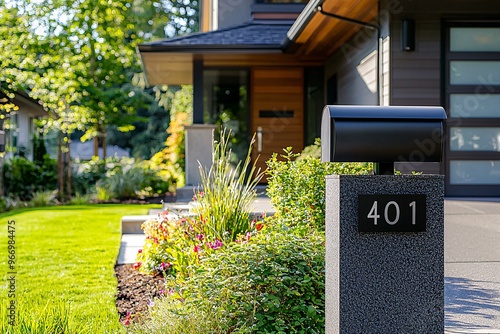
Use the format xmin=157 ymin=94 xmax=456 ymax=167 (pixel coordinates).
xmin=130 ymin=227 xmax=325 ymax=334
xmin=3 ymin=155 xmax=57 ymax=201
xmin=72 ymin=157 xmax=109 ymax=195
xmin=74 ymin=157 xmax=171 ymax=200
xmin=30 ymin=190 xmax=57 ymax=207
xmin=266 ymin=147 xmax=372 ymax=231
xmin=135 ymin=130 xmax=263 ymax=277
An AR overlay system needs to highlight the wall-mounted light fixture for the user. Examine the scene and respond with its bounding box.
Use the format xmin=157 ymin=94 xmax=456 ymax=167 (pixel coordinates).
xmin=402 ymin=19 xmax=415 ymax=51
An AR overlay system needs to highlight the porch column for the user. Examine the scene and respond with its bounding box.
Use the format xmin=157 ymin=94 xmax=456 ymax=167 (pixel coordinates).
xmin=184 ymin=124 xmax=216 ymax=187
xmin=193 ymin=58 xmax=204 ymax=124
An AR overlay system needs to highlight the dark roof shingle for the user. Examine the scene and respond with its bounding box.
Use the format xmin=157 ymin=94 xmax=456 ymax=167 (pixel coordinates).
xmin=140 ymin=21 xmax=293 ymax=50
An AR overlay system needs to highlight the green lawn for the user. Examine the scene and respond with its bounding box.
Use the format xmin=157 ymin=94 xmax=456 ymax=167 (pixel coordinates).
xmin=0 ymin=204 xmax=159 ymax=334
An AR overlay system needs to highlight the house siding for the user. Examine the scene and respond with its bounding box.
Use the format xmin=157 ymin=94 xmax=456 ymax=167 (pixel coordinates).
xmin=325 ymin=29 xmax=378 ymax=105
xmin=390 ymin=19 xmax=441 ymax=106
xmin=217 ymin=0 xmax=253 ymax=30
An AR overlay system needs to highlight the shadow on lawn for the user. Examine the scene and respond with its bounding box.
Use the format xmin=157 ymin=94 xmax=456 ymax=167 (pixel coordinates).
xmin=445 ymin=276 xmax=500 ymax=329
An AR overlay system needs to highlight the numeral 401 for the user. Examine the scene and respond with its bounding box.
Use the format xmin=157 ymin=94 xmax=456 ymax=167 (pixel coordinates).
xmin=367 ymin=201 xmax=417 ymax=226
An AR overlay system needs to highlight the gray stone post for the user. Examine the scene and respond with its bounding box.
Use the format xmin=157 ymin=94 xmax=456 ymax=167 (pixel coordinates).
xmin=325 ymin=174 xmax=444 ymax=333
xmin=173 ymin=124 xmax=217 ymax=202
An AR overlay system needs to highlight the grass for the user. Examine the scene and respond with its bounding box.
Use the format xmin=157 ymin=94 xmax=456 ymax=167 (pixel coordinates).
xmin=0 ymin=204 xmax=159 ymax=333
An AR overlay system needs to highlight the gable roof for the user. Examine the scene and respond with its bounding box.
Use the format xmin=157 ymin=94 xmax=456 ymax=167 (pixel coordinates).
xmin=139 ymin=20 xmax=294 ymax=52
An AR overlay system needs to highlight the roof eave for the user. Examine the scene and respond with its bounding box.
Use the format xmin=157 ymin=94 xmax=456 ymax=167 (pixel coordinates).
xmin=283 ymin=0 xmax=325 ymax=51
xmin=138 ymin=44 xmax=284 ymax=53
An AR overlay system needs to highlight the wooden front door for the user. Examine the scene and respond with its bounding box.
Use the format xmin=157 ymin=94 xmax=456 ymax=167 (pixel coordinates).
xmin=251 ymin=68 xmax=304 ymax=180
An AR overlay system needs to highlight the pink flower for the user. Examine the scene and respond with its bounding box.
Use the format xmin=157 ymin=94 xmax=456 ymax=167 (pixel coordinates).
xmin=196 ymin=234 xmax=204 ymax=241
xmin=246 ymin=232 xmax=251 ymax=241
xmin=208 ymin=239 xmax=223 ymax=250
xmin=122 ymin=311 xmax=131 ymax=325
xmin=193 ymin=245 xmax=200 ymax=253
xmin=132 ymin=262 xmax=142 ymax=270
xmin=137 ymin=249 xmax=143 ymax=254
xmin=158 ymin=262 xmax=171 ymax=272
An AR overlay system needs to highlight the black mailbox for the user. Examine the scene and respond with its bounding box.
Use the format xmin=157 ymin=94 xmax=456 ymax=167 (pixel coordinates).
xmin=321 ymin=105 xmax=447 ymax=174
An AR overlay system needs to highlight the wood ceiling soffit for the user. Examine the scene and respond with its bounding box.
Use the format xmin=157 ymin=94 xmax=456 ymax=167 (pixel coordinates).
xmin=296 ymin=0 xmax=377 ymax=57
xmin=202 ymin=54 xmax=323 ymax=66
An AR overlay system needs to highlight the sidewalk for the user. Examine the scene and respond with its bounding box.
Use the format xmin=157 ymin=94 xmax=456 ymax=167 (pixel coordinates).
xmin=117 ymin=197 xmax=500 ymax=332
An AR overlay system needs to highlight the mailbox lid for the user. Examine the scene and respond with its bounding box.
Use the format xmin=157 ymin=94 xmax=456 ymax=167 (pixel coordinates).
xmin=323 ymin=105 xmax=447 ymax=120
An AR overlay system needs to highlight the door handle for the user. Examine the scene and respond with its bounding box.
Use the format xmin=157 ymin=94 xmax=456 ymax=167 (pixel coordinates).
xmin=257 ymin=126 xmax=263 ymax=153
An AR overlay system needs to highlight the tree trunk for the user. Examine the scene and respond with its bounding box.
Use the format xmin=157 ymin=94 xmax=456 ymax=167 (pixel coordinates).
xmin=66 ymin=139 xmax=72 ymax=199
xmin=0 ymin=156 xmax=4 ymax=197
xmin=101 ymin=126 xmax=106 ymax=159
xmin=93 ymin=133 xmax=99 ymax=158
xmin=57 ymin=131 xmax=64 ymax=201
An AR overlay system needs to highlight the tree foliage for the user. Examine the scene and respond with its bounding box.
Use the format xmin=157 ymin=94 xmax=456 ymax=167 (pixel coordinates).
xmin=0 ymin=0 xmax=200 ymax=198
xmin=0 ymin=0 xmax=199 ymax=155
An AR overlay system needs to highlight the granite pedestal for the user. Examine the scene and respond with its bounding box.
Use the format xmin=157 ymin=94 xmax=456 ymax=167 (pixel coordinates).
xmin=325 ymin=174 xmax=444 ymax=333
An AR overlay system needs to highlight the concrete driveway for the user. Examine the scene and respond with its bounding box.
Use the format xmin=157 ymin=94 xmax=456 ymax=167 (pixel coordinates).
xmin=445 ymin=199 xmax=500 ymax=333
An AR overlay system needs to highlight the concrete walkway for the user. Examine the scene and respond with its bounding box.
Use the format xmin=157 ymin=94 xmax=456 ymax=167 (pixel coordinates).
xmin=117 ymin=197 xmax=500 ymax=332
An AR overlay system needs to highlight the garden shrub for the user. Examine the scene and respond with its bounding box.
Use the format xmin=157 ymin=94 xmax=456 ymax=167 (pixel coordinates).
xmin=266 ymin=146 xmax=372 ymax=231
xmin=3 ymin=155 xmax=57 ymax=200
xmin=135 ymin=130 xmax=264 ymax=276
xmin=134 ymin=212 xmax=246 ymax=278
xmin=73 ymin=156 xmax=171 ymax=200
xmin=130 ymin=227 xmax=325 ymax=334
xmin=148 ymin=86 xmax=193 ymax=189
xmin=72 ymin=156 xmax=109 ymax=195
xmin=30 ymin=190 xmax=57 ymax=207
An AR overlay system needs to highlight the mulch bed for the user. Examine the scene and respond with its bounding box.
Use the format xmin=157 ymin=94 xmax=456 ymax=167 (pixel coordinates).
xmin=115 ymin=264 xmax=165 ymax=324
xmin=113 ymin=193 xmax=176 ymax=324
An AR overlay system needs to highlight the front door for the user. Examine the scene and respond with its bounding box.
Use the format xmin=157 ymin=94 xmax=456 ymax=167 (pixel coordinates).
xmin=251 ymin=68 xmax=304 ymax=180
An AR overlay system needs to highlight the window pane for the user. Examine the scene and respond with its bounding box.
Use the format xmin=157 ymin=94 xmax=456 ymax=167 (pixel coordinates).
xmin=450 ymin=160 xmax=500 ymax=184
xmin=450 ymin=28 xmax=500 ymax=52
xmin=450 ymin=127 xmax=500 ymax=151
xmin=450 ymin=61 xmax=500 ymax=85
xmin=203 ymin=69 xmax=249 ymax=162
xmin=450 ymin=94 xmax=500 ymax=118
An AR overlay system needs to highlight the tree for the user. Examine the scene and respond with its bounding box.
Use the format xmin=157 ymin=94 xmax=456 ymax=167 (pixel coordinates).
xmin=1 ymin=0 xmax=200 ymax=199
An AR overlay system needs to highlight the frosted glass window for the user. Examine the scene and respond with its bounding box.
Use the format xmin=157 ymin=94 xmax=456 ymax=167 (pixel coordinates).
xmin=450 ymin=28 xmax=500 ymax=52
xmin=450 ymin=160 xmax=500 ymax=185
xmin=450 ymin=127 xmax=500 ymax=151
xmin=450 ymin=61 xmax=500 ymax=85
xmin=450 ymin=94 xmax=500 ymax=118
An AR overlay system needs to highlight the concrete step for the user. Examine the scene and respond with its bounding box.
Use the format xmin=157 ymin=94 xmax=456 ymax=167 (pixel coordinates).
xmin=121 ymin=215 xmax=156 ymax=234
xmin=117 ymin=234 xmax=146 ymax=265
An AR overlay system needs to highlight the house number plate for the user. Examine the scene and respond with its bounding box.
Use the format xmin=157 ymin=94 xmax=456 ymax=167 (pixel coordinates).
xmin=358 ymin=195 xmax=426 ymax=232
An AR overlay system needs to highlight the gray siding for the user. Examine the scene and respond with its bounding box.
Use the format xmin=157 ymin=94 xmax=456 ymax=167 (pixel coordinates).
xmin=325 ymin=29 xmax=378 ymax=105
xmin=390 ymin=18 xmax=441 ymax=106
xmin=217 ymin=0 xmax=253 ymax=29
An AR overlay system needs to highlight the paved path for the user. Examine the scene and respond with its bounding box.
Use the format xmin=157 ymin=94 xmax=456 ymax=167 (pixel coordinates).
xmin=117 ymin=198 xmax=500 ymax=332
